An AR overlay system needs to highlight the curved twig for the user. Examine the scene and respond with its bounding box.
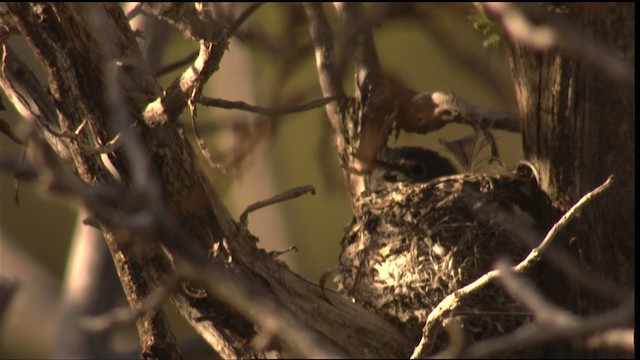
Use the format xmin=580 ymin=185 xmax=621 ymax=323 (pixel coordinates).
xmin=411 ymin=175 xmax=616 ymax=358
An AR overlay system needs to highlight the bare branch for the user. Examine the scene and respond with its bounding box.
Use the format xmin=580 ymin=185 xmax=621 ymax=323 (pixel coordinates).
xmin=333 ymin=3 xmax=382 ymax=85
xmin=398 ymin=91 xmax=521 ymax=138
xmin=198 ymin=96 xmax=337 ymax=116
xmin=84 ymin=6 xmax=181 ymax=357
xmin=4 ymin=4 xmax=184 ymax=358
xmin=240 ymin=185 xmax=316 ymax=229
xmin=80 ymin=276 xmax=181 ymax=334
xmin=1 ymin=44 xmax=71 ymax=159
xmin=228 ymin=3 xmax=263 ymax=36
xmin=9 ymin=104 xmax=411 ymax=356
xmin=430 ymin=317 xmax=466 ymax=359
xmin=303 ymin=3 xmax=346 ymax=130
xmin=142 ymin=4 xmax=230 ymax=122
xmin=83 ymin=133 xmax=121 ymax=155
xmin=144 ymin=39 xmax=227 ymax=123
xmin=411 ymin=174 xmax=617 ymax=358
xmin=484 ymin=2 xmax=634 ymax=93
xmin=172 ymin=255 xmax=349 ymax=359
xmin=188 ymin=72 xmax=228 ymax=174
xmin=514 ymin=175 xmax=614 ymax=274
xmin=497 ymin=260 xmax=581 ymax=327
xmin=464 ymin=174 xmax=625 ymax=301
xmin=87 ymin=4 xmax=158 ymax=195
xmin=140 ymin=3 xmax=227 ymax=42
xmin=461 ymin=261 xmax=634 ymax=357
xmin=153 ymin=50 xmax=198 ymax=77
xmin=4 ymin=28 xmax=410 ymax=356
xmin=15 ymin=126 xmax=348 ymax=357
xmin=414 ymin=4 xmax=516 ymax=104
xmin=125 ymin=2 xmax=171 ymax=74
xmin=333 ymin=2 xmax=393 ymax=173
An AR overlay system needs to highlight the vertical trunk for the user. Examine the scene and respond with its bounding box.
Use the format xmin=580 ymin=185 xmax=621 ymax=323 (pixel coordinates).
xmin=508 ymin=3 xmax=634 ymax=357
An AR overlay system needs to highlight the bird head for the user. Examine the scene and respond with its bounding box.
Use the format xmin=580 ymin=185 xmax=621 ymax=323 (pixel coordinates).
xmin=366 ymin=146 xmax=457 ymax=192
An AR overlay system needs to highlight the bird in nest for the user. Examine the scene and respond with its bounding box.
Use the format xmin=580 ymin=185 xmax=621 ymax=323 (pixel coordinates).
xmin=333 ymin=144 xmax=554 ymax=355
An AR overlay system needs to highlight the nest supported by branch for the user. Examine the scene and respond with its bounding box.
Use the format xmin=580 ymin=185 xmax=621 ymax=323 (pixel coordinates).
xmin=336 ymin=169 xmax=552 ymax=355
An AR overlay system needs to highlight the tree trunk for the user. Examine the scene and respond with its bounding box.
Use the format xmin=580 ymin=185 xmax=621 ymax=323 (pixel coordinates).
xmin=2 ymin=3 xmax=633 ymax=358
xmin=1 ymin=3 xmax=410 ymax=358
xmin=508 ymin=3 xmax=634 ymax=357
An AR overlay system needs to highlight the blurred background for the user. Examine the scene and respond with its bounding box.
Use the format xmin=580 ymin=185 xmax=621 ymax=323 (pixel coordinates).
xmin=0 ymin=3 xmax=520 ymax=358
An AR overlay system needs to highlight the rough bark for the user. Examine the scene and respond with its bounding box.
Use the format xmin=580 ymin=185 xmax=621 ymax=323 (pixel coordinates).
xmin=1 ymin=3 xmax=410 ymax=358
xmin=2 ymin=3 xmax=633 ymax=358
xmin=508 ymin=3 xmax=634 ymax=357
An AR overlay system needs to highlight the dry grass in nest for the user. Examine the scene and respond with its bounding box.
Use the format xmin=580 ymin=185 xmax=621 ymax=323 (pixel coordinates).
xmin=336 ymin=171 xmax=549 ymax=352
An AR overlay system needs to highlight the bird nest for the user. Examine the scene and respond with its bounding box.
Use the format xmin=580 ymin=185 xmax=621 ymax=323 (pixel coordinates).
xmin=336 ymin=171 xmax=550 ymax=354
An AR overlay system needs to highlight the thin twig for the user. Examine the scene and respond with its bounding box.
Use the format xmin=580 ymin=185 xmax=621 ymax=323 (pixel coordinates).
xmin=411 ymin=175 xmax=616 ymax=358
xmin=154 ymin=50 xmax=199 ymax=77
xmin=85 ymin=5 xmax=181 ymax=358
xmin=461 ymin=261 xmax=634 ymax=357
xmin=515 ymin=175 xmax=614 ymax=273
xmin=414 ymin=4 xmax=516 ymax=105
xmin=140 ymin=3 xmax=228 ymax=42
xmin=76 ymin=133 xmax=122 ymax=155
xmin=20 ymin=124 xmax=346 ymax=357
xmin=188 ymin=60 xmax=228 ymax=174
xmin=89 ymin=5 xmax=157 ymax=194
xmin=198 ymin=96 xmax=337 ymax=116
xmin=240 ymin=185 xmax=316 ymax=228
xmin=431 ymin=317 xmax=466 ymax=359
xmin=228 ymin=3 xmax=263 ymax=36
xmin=142 ymin=4 xmax=230 ymax=121
xmin=80 ymin=276 xmax=182 ymax=333
xmin=464 ymin=175 xmax=625 ymax=301
xmin=1 ymin=44 xmax=70 ymax=141
xmin=496 ymin=260 xmax=578 ymax=327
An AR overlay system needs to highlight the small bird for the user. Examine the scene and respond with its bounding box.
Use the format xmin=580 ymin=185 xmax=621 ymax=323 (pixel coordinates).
xmin=336 ymin=145 xmax=552 ymax=354
xmin=366 ymin=146 xmax=458 ymax=192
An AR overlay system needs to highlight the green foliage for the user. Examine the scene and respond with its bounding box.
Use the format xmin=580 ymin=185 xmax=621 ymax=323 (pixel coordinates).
xmin=468 ymin=3 xmax=503 ymax=48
